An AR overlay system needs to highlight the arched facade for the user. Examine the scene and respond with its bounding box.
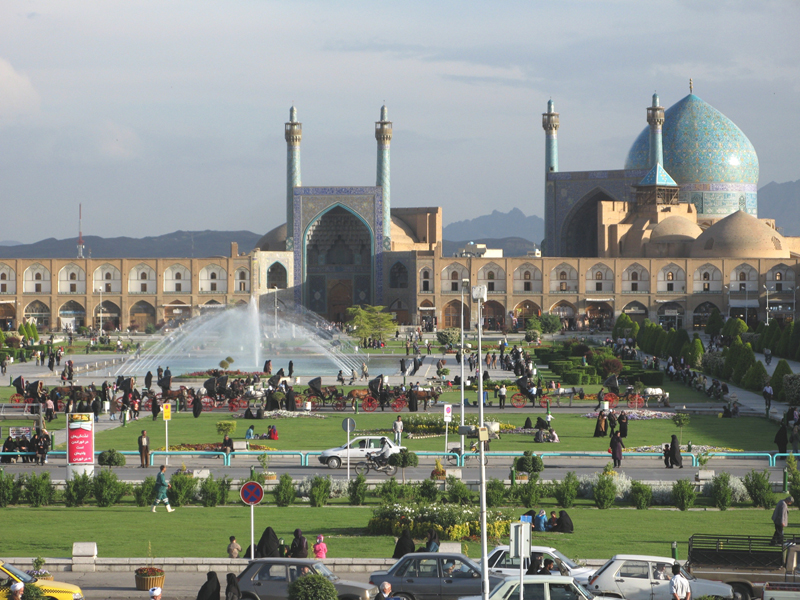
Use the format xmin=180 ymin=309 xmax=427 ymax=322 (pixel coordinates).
xmin=58 ymin=264 xmax=86 ymax=295
xmin=622 ymin=263 xmax=649 ymax=293
xmin=513 ymin=264 xmax=543 ymax=293
xmin=766 ymin=264 xmax=796 ymax=324
xmin=551 ymin=300 xmax=577 ymax=328
xmin=128 ymin=264 xmax=156 ymax=294
xmin=267 ymin=262 xmax=287 ymax=290
xmin=586 ymin=263 xmax=614 ymax=293
xmin=693 ymin=301 xmax=720 ymax=330
xmin=657 ymin=301 xmax=684 ymax=329
xmin=129 ymin=300 xmax=156 ymax=330
xmin=95 ymin=300 xmax=120 ymax=331
xmin=235 ymin=267 xmax=251 ymax=293
xmin=767 ymin=264 xmax=796 ymax=291
xmin=621 ymin=300 xmax=648 ymax=325
xmin=442 ymin=300 xmax=469 ymax=330
xmin=93 ymin=264 xmax=121 ymax=294
xmin=483 ymin=300 xmax=505 ymax=330
xmin=164 ymin=299 xmax=190 ymax=323
xmin=24 ymin=300 xmax=50 ymax=328
xmin=0 ymin=302 xmax=15 ymax=329
xmin=419 ymin=268 xmax=433 ymax=293
xmin=730 ymin=263 xmax=758 ymax=292
xmin=585 ymin=301 xmax=613 ymax=328
xmin=478 ymin=263 xmax=506 ymax=293
xmin=389 ymin=262 xmax=409 ymax=288
xmin=164 ymin=264 xmax=191 ymax=293
xmin=549 ymin=263 xmax=578 ymax=293
xmin=514 ymin=300 xmax=541 ymax=326
xmin=58 ymin=300 xmax=85 ymax=331
xmin=0 ymin=263 xmax=17 ymax=295
xmin=692 ymin=263 xmax=723 ymax=293
xmin=388 ymin=298 xmax=410 ymax=324
xmin=441 ymin=263 xmax=469 ymax=292
xmin=199 ymin=264 xmax=227 ymax=293
xmin=23 ymin=264 xmax=51 ymax=294
xmin=657 ymin=264 xmax=686 ymax=293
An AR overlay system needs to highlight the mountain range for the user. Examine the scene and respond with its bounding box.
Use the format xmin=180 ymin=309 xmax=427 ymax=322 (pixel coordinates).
xmin=757 ymin=179 xmax=800 ymax=236
xmin=442 ymin=208 xmax=544 ymax=246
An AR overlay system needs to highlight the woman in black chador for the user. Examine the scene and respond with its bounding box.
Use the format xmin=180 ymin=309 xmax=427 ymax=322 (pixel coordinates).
xmin=593 ymin=410 xmax=607 ymax=437
xmin=196 ymin=571 xmax=221 ymax=600
xmin=669 ymin=434 xmax=683 ymax=468
xmin=393 ymin=528 xmax=415 ymax=559
xmin=554 ymin=510 xmax=574 ymax=533
xmin=618 ymin=411 xmax=629 ymax=438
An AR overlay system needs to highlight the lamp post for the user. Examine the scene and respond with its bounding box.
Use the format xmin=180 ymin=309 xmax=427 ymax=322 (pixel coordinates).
xmin=764 ymin=285 xmax=771 ymax=325
xmin=97 ymin=286 xmax=103 ymax=332
xmin=273 ymin=286 xmax=279 ymax=335
xmin=472 ymin=283 xmax=489 ymax=600
xmin=460 ymin=277 xmax=469 ymax=455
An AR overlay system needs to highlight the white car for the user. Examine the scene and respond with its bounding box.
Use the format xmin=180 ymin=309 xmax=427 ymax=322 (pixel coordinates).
xmin=586 ymin=555 xmax=733 ymax=600
xmin=317 ymin=436 xmax=404 ymax=469
xmin=486 ymin=546 xmax=596 ymax=586
xmin=460 ymin=574 xmax=618 ymax=600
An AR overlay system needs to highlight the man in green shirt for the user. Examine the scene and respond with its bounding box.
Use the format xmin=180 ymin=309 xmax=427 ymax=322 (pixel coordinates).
xmin=151 ymin=464 xmax=174 ymax=513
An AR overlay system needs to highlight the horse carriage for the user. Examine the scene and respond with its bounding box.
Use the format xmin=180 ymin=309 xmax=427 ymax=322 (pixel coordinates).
xmin=601 ymin=375 xmax=656 ymax=409
xmin=200 ymin=375 xmax=242 ymax=411
xmin=510 ymin=376 xmax=552 ymax=408
xmin=304 ymin=377 xmax=346 ymax=411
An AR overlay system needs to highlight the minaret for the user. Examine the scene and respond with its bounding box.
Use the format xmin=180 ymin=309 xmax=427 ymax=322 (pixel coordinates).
xmin=375 ymin=104 xmax=392 ymax=245
xmin=646 ymin=93 xmax=665 ymax=168
xmin=542 ymin=99 xmax=560 ymax=255
xmin=285 ymin=106 xmax=302 ymax=251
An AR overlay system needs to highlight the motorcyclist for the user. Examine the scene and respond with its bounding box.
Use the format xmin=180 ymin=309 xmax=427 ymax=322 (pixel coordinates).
xmin=375 ymin=437 xmax=392 ymax=466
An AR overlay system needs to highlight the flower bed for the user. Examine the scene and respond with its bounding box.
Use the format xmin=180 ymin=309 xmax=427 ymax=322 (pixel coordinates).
xmin=367 ymin=503 xmax=511 ymax=541
xmin=402 ymin=414 xmax=516 ymax=435
xmin=153 ymin=443 xmax=277 ymax=451
xmin=582 ymin=410 xmax=673 ymax=420
xmin=176 ymin=369 xmax=267 ymax=379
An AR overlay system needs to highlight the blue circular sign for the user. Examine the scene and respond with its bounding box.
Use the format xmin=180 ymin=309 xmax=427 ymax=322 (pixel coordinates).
xmin=240 ymin=481 xmax=264 ymax=505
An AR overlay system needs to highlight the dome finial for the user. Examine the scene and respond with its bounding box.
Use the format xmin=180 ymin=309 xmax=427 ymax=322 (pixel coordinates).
xmin=689 ymin=78 xmax=693 ymax=95
xmin=289 ymin=105 xmax=297 ymax=123
xmin=380 ymin=103 xmax=388 ymax=121
xmin=652 ymin=92 xmax=659 ymax=107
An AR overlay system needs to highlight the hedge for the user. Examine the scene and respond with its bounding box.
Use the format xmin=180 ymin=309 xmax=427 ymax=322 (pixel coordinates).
xmin=548 ymin=361 xmax=573 ymax=376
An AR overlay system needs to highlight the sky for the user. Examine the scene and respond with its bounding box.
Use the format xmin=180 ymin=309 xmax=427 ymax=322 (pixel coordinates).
xmin=0 ymin=0 xmax=798 ymax=242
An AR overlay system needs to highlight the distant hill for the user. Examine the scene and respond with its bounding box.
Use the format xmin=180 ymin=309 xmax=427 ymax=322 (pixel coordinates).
xmin=0 ymin=240 xmax=22 ymax=246
xmin=442 ymin=237 xmax=538 ymax=258
xmin=443 ymin=208 xmax=544 ymax=246
xmin=759 ymin=180 xmax=800 ymax=236
xmin=0 ymin=230 xmax=262 ymax=259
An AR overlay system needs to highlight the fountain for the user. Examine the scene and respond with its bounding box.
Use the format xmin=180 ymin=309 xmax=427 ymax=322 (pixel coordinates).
xmin=109 ymin=296 xmax=396 ymax=379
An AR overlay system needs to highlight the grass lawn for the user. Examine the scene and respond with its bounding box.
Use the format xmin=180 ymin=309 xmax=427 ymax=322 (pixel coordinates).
xmin=1 ymin=502 xmax=787 ymax=560
xmin=82 ymin=411 xmax=778 ymax=453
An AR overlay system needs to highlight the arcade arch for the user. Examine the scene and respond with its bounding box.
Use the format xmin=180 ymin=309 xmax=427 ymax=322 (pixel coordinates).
xmin=657 ymin=264 xmax=685 ymax=293
xmin=549 ymin=263 xmax=578 ymax=293
xmin=692 ymin=264 xmax=723 ymax=293
xmin=622 ymin=263 xmax=649 ymax=293
xmin=23 ymin=264 xmax=51 ymax=294
xmin=513 ymin=264 xmax=542 ymax=293
xmin=93 ymin=264 xmax=121 ymax=294
xmin=199 ymin=264 xmax=227 ymax=293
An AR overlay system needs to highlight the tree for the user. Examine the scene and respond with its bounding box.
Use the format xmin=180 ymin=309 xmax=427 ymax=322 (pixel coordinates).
xmin=670 ymin=328 xmax=690 ymax=358
xmin=525 ymin=316 xmax=542 ymax=332
xmin=761 ymin=320 xmax=781 ymax=353
xmin=346 ymin=305 xmax=396 ymax=341
xmin=288 ymin=574 xmax=337 ymax=600
xmin=732 ymin=345 xmax=756 ymax=386
xmin=772 ymin=359 xmax=794 ymax=402
xmin=672 ymin=413 xmax=690 ymax=445
xmin=722 ymin=317 xmax=748 ymax=338
xmin=612 ymin=314 xmax=634 ymax=340
xmin=741 ymin=361 xmax=769 ymax=392
xmin=636 ymin=319 xmax=652 ymax=349
xmin=776 ymin=322 xmax=794 ymax=358
xmin=388 ymin=448 xmax=419 ymax=484
xmin=705 ymin=308 xmax=724 ymax=337
xmin=654 ymin=328 xmax=669 ymax=358
xmin=539 ymin=314 xmax=562 ymax=334
xmin=687 ymin=338 xmax=705 ymax=369
xmin=722 ymin=336 xmax=743 ymax=380
xmin=754 ymin=321 xmax=767 ymax=352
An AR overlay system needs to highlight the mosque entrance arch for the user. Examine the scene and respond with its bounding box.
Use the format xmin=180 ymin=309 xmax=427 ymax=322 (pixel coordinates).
xmin=560 ymin=188 xmax=616 ymax=257
xmin=585 ymin=302 xmax=613 ymax=330
xmin=304 ymin=205 xmax=374 ymax=322
xmin=621 ymin=301 xmax=648 ymax=326
xmin=550 ymin=300 xmax=576 ymax=330
xmin=693 ymin=302 xmax=719 ymax=330
xmin=482 ymin=301 xmax=505 ymax=331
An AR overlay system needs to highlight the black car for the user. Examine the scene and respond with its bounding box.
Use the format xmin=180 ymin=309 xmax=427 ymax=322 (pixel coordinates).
xmin=369 ymin=552 xmax=505 ymax=600
xmin=238 ymin=558 xmax=378 ymax=600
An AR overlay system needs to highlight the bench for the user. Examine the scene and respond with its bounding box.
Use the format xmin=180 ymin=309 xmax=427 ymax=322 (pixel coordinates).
xmin=232 ymin=441 xmax=248 ymax=451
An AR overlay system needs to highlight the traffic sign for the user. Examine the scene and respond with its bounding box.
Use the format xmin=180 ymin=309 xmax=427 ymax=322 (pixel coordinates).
xmin=162 ymin=404 xmax=171 ymax=421
xmin=342 ymin=418 xmax=356 ymax=433
xmin=443 ymin=404 xmax=452 ymax=423
xmin=240 ymin=481 xmax=264 ymax=506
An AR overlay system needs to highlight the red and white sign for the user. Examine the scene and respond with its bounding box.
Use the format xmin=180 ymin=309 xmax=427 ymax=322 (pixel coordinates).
xmin=443 ymin=404 xmax=452 ymax=423
xmin=68 ymin=413 xmax=95 ymax=464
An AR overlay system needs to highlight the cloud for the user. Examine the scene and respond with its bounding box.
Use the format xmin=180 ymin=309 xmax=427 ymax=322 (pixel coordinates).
xmin=0 ymin=58 xmax=40 ymax=123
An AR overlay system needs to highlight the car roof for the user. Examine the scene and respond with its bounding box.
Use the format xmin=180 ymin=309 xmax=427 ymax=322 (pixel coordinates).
xmin=610 ymin=555 xmax=675 ymax=563
xmin=247 ymin=558 xmax=318 ymax=565
xmin=400 ymin=552 xmax=470 ymax=560
xmin=491 ymin=545 xmax=559 ymax=553
xmin=500 ymin=575 xmax=577 ymax=584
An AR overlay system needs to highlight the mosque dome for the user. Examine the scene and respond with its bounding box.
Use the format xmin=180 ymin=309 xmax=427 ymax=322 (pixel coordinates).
xmin=255 ymin=223 xmax=287 ymax=251
xmin=391 ymin=215 xmax=419 ymax=245
xmin=690 ymin=211 xmax=788 ymax=258
xmin=649 ymin=216 xmax=702 ymax=243
xmin=625 ymin=94 xmax=759 ymax=185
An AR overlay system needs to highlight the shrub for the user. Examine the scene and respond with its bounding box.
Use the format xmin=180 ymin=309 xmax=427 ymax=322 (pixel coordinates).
xmin=446 ymin=476 xmax=472 ymax=505
xmin=199 ymin=474 xmax=222 ymax=507
xmin=436 ymin=328 xmax=461 ymax=347
xmin=308 ymin=476 xmax=332 ymax=507
xmin=772 ymin=359 xmax=794 ymax=401
xmin=288 ymin=573 xmax=338 ymax=600
xmin=348 ymin=473 xmax=368 ymax=506
xmin=784 ymin=374 xmax=800 ymax=406
xmin=554 ymin=472 xmax=579 ymax=508
xmin=217 ymin=475 xmax=233 ymax=505
xmin=671 ymin=479 xmax=696 ymax=511
xmin=389 ymin=448 xmax=419 ymax=484
xmin=740 ymin=361 xmax=769 ymax=392
xmin=24 ymin=472 xmax=56 ymax=507
xmin=705 ymin=308 xmax=724 ymax=336
xmin=524 ymin=329 xmax=541 ymax=343
xmin=274 ymin=474 xmax=296 ymax=507
xmin=0 ymin=470 xmax=17 ymax=507
xmin=562 ymin=372 xmax=582 ymax=385
xmin=710 ymin=472 xmax=733 ymax=511
xmin=743 ymin=470 xmax=775 ymax=508
xmin=516 ymin=474 xmax=540 ymax=508
xmin=167 ymin=473 xmax=198 ymax=507
xmin=701 ymin=352 xmax=725 ymax=378
xmin=630 ymin=481 xmax=652 ymax=509
xmin=539 ymin=314 xmax=562 ymax=334
xmin=133 ymin=476 xmax=157 ymax=507
xmin=64 ymin=472 xmax=93 ymax=507
xmin=593 ymin=473 xmax=616 ymax=509
xmin=145 ymin=323 xmax=157 ymax=334
xmin=732 ymin=346 xmax=756 ymax=385
xmin=601 ymin=358 xmax=623 ymax=378
xmin=97 ymin=449 xmax=126 ymax=466
xmin=486 ymin=478 xmax=506 ymax=508
xmin=21 ymin=583 xmax=45 ymax=600
xmin=93 ymin=469 xmax=130 ymax=507
xmin=515 ymin=451 xmax=544 ymax=474
xmin=378 ymin=477 xmax=402 ymax=504
xmin=419 ymin=478 xmax=439 ymax=502
xmin=215 ymin=421 xmax=237 ymax=436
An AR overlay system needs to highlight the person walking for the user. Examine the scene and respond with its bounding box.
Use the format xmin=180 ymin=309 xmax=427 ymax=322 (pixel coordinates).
xmin=361 ymin=362 xmax=369 ymax=381
xmin=151 ymin=465 xmax=174 ymax=512
xmin=608 ymin=409 xmax=617 ymax=437
xmin=393 ymin=416 xmax=404 ymax=445
xmin=771 ymin=495 xmax=794 ymax=546
xmin=610 ymin=431 xmax=625 ymax=468
xmin=313 ymin=535 xmax=327 ymax=558
xmin=138 ymin=430 xmax=150 ymax=468
xmin=669 ymin=563 xmax=691 ymax=600
xmin=498 ymin=384 xmax=507 ymax=409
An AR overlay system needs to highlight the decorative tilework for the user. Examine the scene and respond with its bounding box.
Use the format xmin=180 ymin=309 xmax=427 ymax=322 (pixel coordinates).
xmin=639 ymin=163 xmax=678 ymax=187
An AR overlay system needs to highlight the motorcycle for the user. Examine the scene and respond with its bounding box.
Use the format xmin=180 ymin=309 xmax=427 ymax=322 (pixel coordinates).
xmin=355 ymin=452 xmax=398 ymax=477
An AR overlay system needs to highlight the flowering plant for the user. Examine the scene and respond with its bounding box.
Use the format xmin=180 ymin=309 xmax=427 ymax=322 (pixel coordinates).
xmin=27 ymin=557 xmax=50 ymax=578
xmin=135 ymin=566 xmax=165 ymax=577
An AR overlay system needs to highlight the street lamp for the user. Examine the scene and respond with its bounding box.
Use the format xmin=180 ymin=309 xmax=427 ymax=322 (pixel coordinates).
xmin=763 ymin=285 xmax=771 ymax=325
xmin=460 ymin=277 xmax=469 ymax=455
xmin=97 ymin=286 xmax=103 ymax=332
xmin=471 ymin=283 xmax=489 ymax=600
xmin=273 ymin=286 xmax=279 ymax=335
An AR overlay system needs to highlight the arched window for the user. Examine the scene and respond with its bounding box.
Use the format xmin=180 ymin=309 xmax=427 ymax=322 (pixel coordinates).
xmin=703 ymin=272 xmax=710 ymax=281
xmin=596 ymin=272 xmax=603 ymax=280
xmin=35 ymin=273 xmax=42 ymax=281
xmin=451 ymin=272 xmax=458 ymax=281
xmin=423 ymin=271 xmax=430 ymax=280
xmin=267 ymin=263 xmax=288 ymax=289
xmin=0 ymin=274 xmax=5 ymax=281
xmin=141 ymin=272 xmax=148 ymax=280
xmin=739 ymin=272 xmax=746 ymax=281
xmin=210 ymin=272 xmax=217 ymax=280
xmin=631 ymin=272 xmax=638 ymax=281
xmin=777 ymin=272 xmax=784 ymax=281
xmin=487 ymin=271 xmax=495 ymax=280
xmin=175 ymin=272 xmax=182 ymax=280
xmin=667 ymin=272 xmax=674 ymax=281
xmin=524 ymin=271 xmax=531 ymax=280
xmin=69 ymin=272 xmax=76 ymax=281
xmin=560 ymin=281 xmax=567 ymax=291
xmin=105 ymin=272 xmax=111 ymax=280
xmin=389 ymin=263 xmax=408 ymax=288
xmin=239 ymin=271 xmax=246 ymax=280
xmin=559 ymin=271 xmax=567 ymax=281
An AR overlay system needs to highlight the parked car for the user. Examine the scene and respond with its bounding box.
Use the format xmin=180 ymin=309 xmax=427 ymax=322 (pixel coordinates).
xmin=486 ymin=545 xmax=596 ymax=584
xmin=318 ymin=436 xmax=404 ymax=469
xmin=370 ymin=552 xmax=506 ymax=600
xmin=237 ymin=558 xmax=378 ymax=600
xmin=586 ymin=555 xmax=733 ymax=600
xmin=460 ymin=574 xmax=621 ymax=600
xmin=0 ymin=560 xmax=84 ymax=600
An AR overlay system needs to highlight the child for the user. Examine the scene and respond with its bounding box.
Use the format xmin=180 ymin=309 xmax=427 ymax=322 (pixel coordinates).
xmin=313 ymin=535 xmax=327 ymax=559
xmin=663 ymin=444 xmax=672 ymax=469
xmin=278 ymin=538 xmax=288 ymax=557
xmin=547 ymin=511 xmax=558 ymax=531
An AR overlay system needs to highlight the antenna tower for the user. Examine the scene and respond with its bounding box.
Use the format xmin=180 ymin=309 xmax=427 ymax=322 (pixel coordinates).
xmin=77 ymin=204 xmax=85 ymax=259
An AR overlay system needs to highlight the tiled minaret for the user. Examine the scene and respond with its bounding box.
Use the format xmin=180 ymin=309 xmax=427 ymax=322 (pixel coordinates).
xmin=375 ymin=105 xmax=392 ymax=248
xmin=647 ymin=93 xmax=665 ymax=168
xmin=285 ymin=106 xmax=302 ymax=251
xmin=542 ymin=99 xmax=559 ymax=255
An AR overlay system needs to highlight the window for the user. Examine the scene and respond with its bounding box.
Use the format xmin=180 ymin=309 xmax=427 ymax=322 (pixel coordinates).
xmin=422 ymin=280 xmax=430 ymax=291
xmin=140 ymin=283 xmax=147 ymax=292
xmin=141 ymin=272 xmax=148 ymax=280
xmin=210 ymin=282 xmax=217 ymax=291
xmin=560 ymin=282 xmax=567 ymax=292
xmin=617 ymin=561 xmax=650 ymax=579
xmin=703 ymin=272 xmax=710 ymax=281
xmin=35 ymin=273 xmax=42 ymax=281
xmin=239 ymin=271 xmax=247 ymax=280
xmin=703 ymin=282 xmax=710 ymax=292
xmin=175 ymin=283 xmax=182 ymax=292
xmin=0 ymin=284 xmax=5 ymax=293
xmin=255 ymin=564 xmax=286 ymax=581
xmin=506 ymin=583 xmax=546 ymax=600
xmin=69 ymin=272 xmax=77 ymax=281
xmin=777 ymin=283 xmax=784 ymax=292
xmin=631 ymin=272 xmax=638 ymax=281
xmin=488 ymin=271 xmax=495 ymax=280
xmin=667 ymin=283 xmax=674 ymax=292
xmin=0 ymin=273 xmax=6 ymax=281
xmin=390 ymin=263 xmax=409 ymax=288
xmin=35 ymin=283 xmax=42 ymax=293
xmin=451 ymin=272 xmax=459 ymax=280
xmin=777 ymin=272 xmax=784 ymax=281
xmin=667 ymin=272 xmax=674 ymax=281
xmin=631 ymin=282 xmax=638 ymax=292
xmin=559 ymin=271 xmax=567 ymax=281
xmin=524 ymin=282 xmax=531 ymax=292
xmin=70 ymin=283 xmax=77 ymax=293
xmin=175 ymin=272 xmax=182 ymax=280
xmin=596 ymin=282 xmax=602 ymax=291
xmin=239 ymin=282 xmax=246 ymax=292
xmin=398 ymin=558 xmax=439 ymax=578
xmin=549 ymin=583 xmax=582 ymax=600
xmin=105 ymin=283 xmax=111 ymax=293
xmin=596 ymin=271 xmax=603 ymax=280
xmin=210 ymin=272 xmax=217 ymax=280
xmin=451 ymin=282 xmax=458 ymax=292
xmin=105 ymin=272 xmax=111 ymax=280
xmin=739 ymin=272 xmax=746 ymax=281
xmin=440 ymin=558 xmax=477 ymax=579
xmin=488 ymin=281 xmax=495 ymax=291
xmin=524 ymin=271 xmax=531 ymax=280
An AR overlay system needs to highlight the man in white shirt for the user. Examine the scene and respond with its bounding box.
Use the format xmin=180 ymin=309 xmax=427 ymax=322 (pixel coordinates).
xmin=669 ymin=564 xmax=690 ymax=600
xmin=392 ymin=416 xmax=404 ymax=445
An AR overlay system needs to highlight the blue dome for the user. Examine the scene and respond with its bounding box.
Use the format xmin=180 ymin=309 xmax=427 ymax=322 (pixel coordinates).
xmin=625 ymin=94 xmax=759 ymax=185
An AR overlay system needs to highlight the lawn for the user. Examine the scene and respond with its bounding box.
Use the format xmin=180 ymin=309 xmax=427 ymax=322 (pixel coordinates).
xmin=1 ymin=503 xmax=788 ymax=560
xmin=82 ymin=411 xmax=779 ymax=453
